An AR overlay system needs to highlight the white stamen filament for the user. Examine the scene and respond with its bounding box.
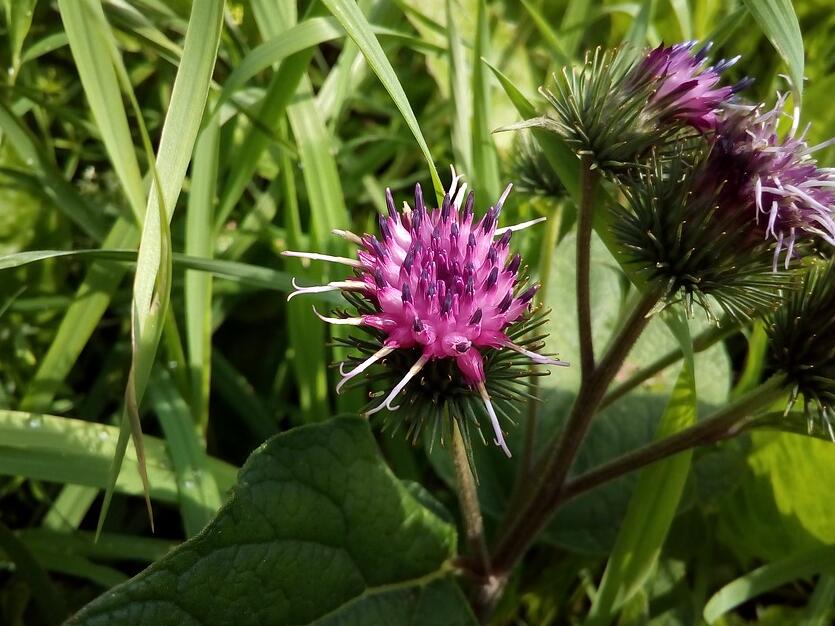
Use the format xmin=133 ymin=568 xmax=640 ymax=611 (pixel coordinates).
xmin=782 ymin=184 xmax=833 ymax=214
xmin=447 ymin=164 xmax=462 ymax=199
xmin=477 ymin=382 xmax=511 ymax=457
xmin=453 ymin=182 xmax=468 ymax=210
xmin=336 ymin=346 xmax=394 ymax=394
xmin=494 ymin=216 xmax=547 ymax=236
xmin=789 ymin=105 xmax=800 ymax=138
xmin=287 ymin=277 xmax=366 ymax=301
xmin=365 ymin=353 xmax=430 ymax=415
xmin=766 ymin=200 xmax=779 ymax=240
xmin=312 ymin=306 xmax=364 ymax=326
xmin=282 ymin=250 xmax=364 ymax=268
xmin=331 ymin=228 xmax=363 ymax=245
xmin=772 ymin=231 xmax=784 ymax=272
xmin=798 ymin=180 xmax=835 ymax=188
xmin=503 ymin=340 xmax=569 ymax=366
xmin=800 ymin=138 xmax=835 ymax=155
xmin=496 ymin=183 xmax=513 ymax=210
xmin=785 ymin=228 xmax=796 ymax=269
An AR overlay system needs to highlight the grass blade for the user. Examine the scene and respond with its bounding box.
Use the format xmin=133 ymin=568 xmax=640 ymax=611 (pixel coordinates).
xmin=471 ymin=0 xmax=500 ymax=202
xmin=741 ymin=0 xmax=804 ymax=98
xmin=19 ymin=217 xmax=138 ymax=413
xmin=58 ymin=0 xmax=146 ymax=221
xmin=149 ymin=371 xmax=222 ymax=537
xmin=625 ymin=0 xmax=656 ymax=49
xmin=0 ymin=410 xmax=237 ymax=503
xmin=185 ymin=117 xmax=220 ymax=433
xmin=0 ymin=101 xmax=107 ymax=242
xmin=0 ymin=248 xmax=347 ymax=301
xmin=560 ymin=0 xmax=593 ymax=58
xmin=446 ymin=0 xmax=472 ymax=175
xmin=0 ymin=520 xmax=67 ymax=625
xmin=212 ymin=17 xmax=344 ymax=113
xmin=704 ymin=546 xmax=835 ymax=623
xmin=321 ymin=0 xmax=443 ymax=200
xmin=99 ymin=0 xmax=225 ymax=535
xmin=520 ymin=0 xmax=571 ymax=66
xmin=585 ymin=322 xmax=697 ymax=626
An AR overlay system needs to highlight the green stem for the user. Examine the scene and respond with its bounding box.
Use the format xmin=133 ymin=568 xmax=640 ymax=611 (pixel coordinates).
xmin=489 ymin=285 xmax=661 ymax=576
xmin=559 ymin=375 xmax=786 ymax=505
xmin=600 ymin=322 xmax=735 ymax=410
xmin=450 ymin=419 xmax=490 ymax=576
xmin=577 ymin=154 xmax=598 ymax=377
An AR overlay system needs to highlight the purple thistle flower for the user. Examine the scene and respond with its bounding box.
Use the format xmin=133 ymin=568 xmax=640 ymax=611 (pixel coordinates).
xmin=283 ymin=167 xmax=565 ymax=456
xmin=634 ymin=41 xmax=744 ymax=132
xmin=709 ymin=96 xmax=835 ymax=269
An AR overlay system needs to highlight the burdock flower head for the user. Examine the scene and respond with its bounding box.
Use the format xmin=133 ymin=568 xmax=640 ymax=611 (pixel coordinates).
xmin=707 ymin=96 xmax=835 ymax=268
xmin=767 ymin=258 xmax=835 ymax=437
xmin=612 ymin=147 xmax=789 ymax=321
xmin=636 ymin=41 xmax=745 ymax=132
xmin=528 ymin=42 xmax=744 ymax=170
xmin=283 ymin=168 xmax=565 ymax=456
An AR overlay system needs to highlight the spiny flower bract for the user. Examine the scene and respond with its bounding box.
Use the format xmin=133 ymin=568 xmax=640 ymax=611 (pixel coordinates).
xmin=284 ymin=168 xmax=566 ymax=456
xmin=612 ymin=148 xmax=790 ymax=321
xmin=767 ymin=258 xmax=835 ymax=437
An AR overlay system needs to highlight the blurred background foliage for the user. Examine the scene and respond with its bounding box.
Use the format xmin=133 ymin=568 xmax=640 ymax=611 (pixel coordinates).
xmin=0 ymin=0 xmax=833 ymax=624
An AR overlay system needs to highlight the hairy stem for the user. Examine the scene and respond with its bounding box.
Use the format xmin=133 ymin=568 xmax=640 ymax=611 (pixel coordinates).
xmin=451 ymin=418 xmax=490 ymax=575
xmin=601 ymin=322 xmax=735 ymax=410
xmin=577 ymin=154 xmax=599 ymax=377
xmin=560 ymin=375 xmax=786 ymax=505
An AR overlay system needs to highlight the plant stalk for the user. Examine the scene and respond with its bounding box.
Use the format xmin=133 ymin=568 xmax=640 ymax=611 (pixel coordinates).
xmin=488 ymin=284 xmax=662 ymax=578
xmin=450 ymin=418 xmax=491 ymax=576
xmin=577 ymin=154 xmax=598 ymax=376
xmin=600 ymin=322 xmax=735 ymax=410
xmin=559 ymin=375 xmax=786 ymax=505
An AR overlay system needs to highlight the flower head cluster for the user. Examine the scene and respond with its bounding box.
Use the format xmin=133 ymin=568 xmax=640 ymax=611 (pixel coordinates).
xmin=527 ymin=42 xmax=743 ymax=170
xmin=284 ymin=169 xmax=565 ymax=456
xmin=706 ymin=98 xmax=835 ymax=268
xmin=635 ymin=41 xmax=746 ymax=132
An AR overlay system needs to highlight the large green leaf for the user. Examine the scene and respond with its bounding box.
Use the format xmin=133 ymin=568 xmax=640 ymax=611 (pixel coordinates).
xmin=717 ymin=432 xmax=835 ymax=563
xmin=67 ymin=417 xmax=475 ymax=626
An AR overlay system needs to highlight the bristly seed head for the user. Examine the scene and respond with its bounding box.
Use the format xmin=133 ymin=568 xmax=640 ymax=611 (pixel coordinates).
xmin=284 ymin=166 xmax=566 ymax=457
